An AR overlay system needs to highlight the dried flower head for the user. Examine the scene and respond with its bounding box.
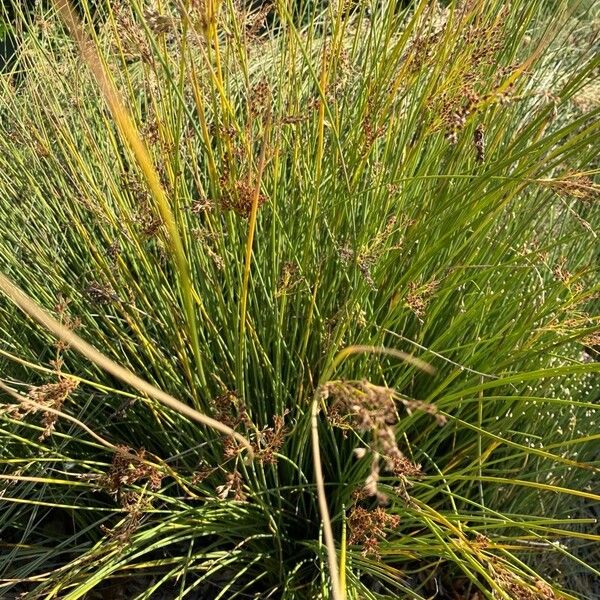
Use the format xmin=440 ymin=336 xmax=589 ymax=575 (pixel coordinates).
xmin=552 ymin=256 xmax=571 ymax=284
xmin=239 ymin=1 xmax=273 ymax=40
xmin=99 ymin=445 xmax=162 ymax=496
xmin=21 ymin=377 xmax=79 ymax=440
xmin=192 ymin=228 xmax=225 ymax=270
xmin=53 ymin=294 xmax=81 ymax=352
xmin=190 ymin=195 xmax=214 ymax=214
xmin=213 ymin=390 xmax=248 ymax=429
xmin=415 ymin=5 xmax=513 ymax=142
xmin=85 ymin=281 xmax=120 ymax=304
xmin=255 ymin=413 xmax=288 ymax=464
xmin=325 ymin=380 xmax=397 ymax=432
xmin=347 ymin=506 xmax=400 ymax=558
xmin=406 ymin=279 xmax=439 ymax=319
xmin=106 ymin=240 xmax=121 ymax=263
xmin=212 ymin=391 xmax=254 ymax=461
xmin=219 ymin=174 xmax=267 ymax=218
xmin=582 ymin=332 xmax=600 ymax=362
xmin=144 ymin=9 xmax=176 ymax=35
xmin=473 ymin=533 xmax=491 ymax=549
xmin=582 ymin=332 xmax=600 ymax=348
xmin=323 ymin=380 xmax=441 ymax=501
xmin=281 ymin=114 xmax=309 ymax=125
xmin=191 ymin=465 xmax=217 ymax=485
xmin=135 ymin=199 xmax=164 ymax=237
xmin=111 ymin=2 xmax=152 ymax=64
xmin=276 ymin=261 xmax=301 ymax=296
xmin=216 ymin=470 xmax=246 ymax=501
xmin=474 ymin=123 xmax=485 ymax=163
xmin=249 ymin=79 xmax=272 ymax=118
xmin=100 ymin=491 xmax=152 ymax=543
xmin=541 ymin=173 xmax=600 ymax=204
xmin=362 ymin=115 xmax=385 ymax=151
xmin=490 ymin=564 xmax=558 ymax=600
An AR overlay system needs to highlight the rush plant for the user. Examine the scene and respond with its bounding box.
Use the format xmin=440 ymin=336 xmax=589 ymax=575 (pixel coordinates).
xmin=0 ymin=0 xmax=598 ymax=598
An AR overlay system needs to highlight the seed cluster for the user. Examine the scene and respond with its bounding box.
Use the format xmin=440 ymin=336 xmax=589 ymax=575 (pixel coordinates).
xmin=323 ymin=380 xmax=444 ymax=502
xmin=100 ymin=491 xmax=153 ymax=543
xmin=99 ymin=445 xmax=163 ymax=496
xmin=111 ymin=2 xmax=153 ymax=64
xmin=347 ymin=506 xmax=400 ymax=558
xmin=409 ymin=4 xmax=516 ymax=144
xmin=406 ymin=278 xmax=439 ymax=320
xmin=490 ymin=563 xmax=558 ymax=600
xmin=542 ymin=173 xmax=600 ymax=204
xmin=216 ymin=470 xmax=246 ymax=501
xmin=213 ymin=390 xmax=287 ymax=464
xmin=9 ymin=378 xmax=79 ymax=441
xmin=219 ymin=173 xmax=268 ymax=218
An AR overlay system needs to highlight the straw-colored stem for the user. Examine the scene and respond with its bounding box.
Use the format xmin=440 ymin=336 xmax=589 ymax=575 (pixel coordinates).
xmin=310 ymin=345 xmax=433 ymax=600
xmin=53 ymin=0 xmax=205 ymax=386
xmin=238 ymin=113 xmax=272 ymax=398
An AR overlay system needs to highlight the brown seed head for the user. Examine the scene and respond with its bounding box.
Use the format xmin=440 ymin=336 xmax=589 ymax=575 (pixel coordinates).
xmin=99 ymin=445 xmax=162 ymax=496
xmin=347 ymin=506 xmax=400 ymax=558
xmin=25 ymin=377 xmax=79 ymax=440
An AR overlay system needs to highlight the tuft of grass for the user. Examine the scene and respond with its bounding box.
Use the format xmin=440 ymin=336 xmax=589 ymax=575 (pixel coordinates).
xmin=0 ymin=0 xmax=599 ymax=598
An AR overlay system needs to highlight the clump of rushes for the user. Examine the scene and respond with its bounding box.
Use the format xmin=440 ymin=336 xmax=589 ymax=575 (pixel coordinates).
xmin=0 ymin=0 xmax=599 ymax=598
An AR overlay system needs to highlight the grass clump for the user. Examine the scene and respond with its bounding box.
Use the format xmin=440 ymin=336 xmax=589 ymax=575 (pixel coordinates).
xmin=0 ymin=0 xmax=599 ymax=598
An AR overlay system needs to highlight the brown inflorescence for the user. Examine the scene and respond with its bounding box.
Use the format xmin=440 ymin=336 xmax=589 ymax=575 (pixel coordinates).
xmin=406 ymin=279 xmax=439 ymax=320
xmin=408 ymin=4 xmax=514 ymax=144
xmin=100 ymin=491 xmax=152 ymax=543
xmin=212 ymin=391 xmax=287 ymax=464
xmin=18 ymin=377 xmax=80 ymax=441
xmin=474 ymin=123 xmax=485 ymax=163
xmin=192 ymin=228 xmax=225 ymax=270
xmin=106 ymin=240 xmax=121 ymax=263
xmin=490 ymin=563 xmax=558 ymax=600
xmin=190 ymin=195 xmax=214 ymax=214
xmin=216 ymin=470 xmax=246 ymax=501
xmin=213 ymin=390 xmax=249 ymax=430
xmin=542 ymin=173 xmax=600 ymax=204
xmin=53 ymin=294 xmax=82 ymax=353
xmin=99 ymin=445 xmax=163 ymax=496
xmin=111 ymin=2 xmax=153 ymax=64
xmin=144 ymin=8 xmax=176 ymax=35
xmin=84 ymin=280 xmax=120 ymax=304
xmin=255 ymin=413 xmax=288 ymax=464
xmin=276 ymin=261 xmax=301 ymax=297
xmin=323 ymin=380 xmax=444 ymax=502
xmin=238 ymin=1 xmax=273 ymax=41
xmin=219 ymin=173 xmax=268 ymax=218
xmin=249 ymin=79 xmax=272 ymax=119
xmin=552 ymin=256 xmax=575 ymax=287
xmin=347 ymin=506 xmax=400 ymax=558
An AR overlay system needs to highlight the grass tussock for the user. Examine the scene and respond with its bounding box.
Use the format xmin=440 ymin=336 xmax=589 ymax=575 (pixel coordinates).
xmin=0 ymin=0 xmax=599 ymax=598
